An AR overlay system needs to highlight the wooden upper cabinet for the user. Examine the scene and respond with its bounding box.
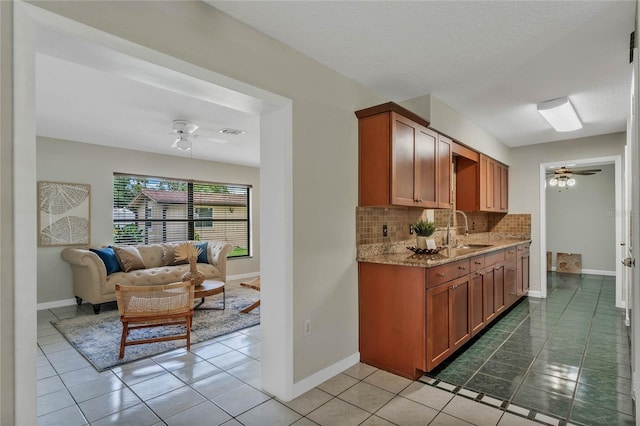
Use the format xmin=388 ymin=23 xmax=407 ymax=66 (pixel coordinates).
xmin=437 ymin=135 xmax=453 ymax=208
xmin=457 ymin=153 xmax=508 ymax=213
xmin=391 ymin=114 xmax=438 ymax=207
xmin=357 ymin=103 xmax=451 ymax=208
xmin=480 ymin=154 xmax=509 ymax=213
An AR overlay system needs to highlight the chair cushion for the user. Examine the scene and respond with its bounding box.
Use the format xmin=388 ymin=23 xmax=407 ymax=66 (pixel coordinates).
xmin=113 ymin=246 xmax=146 ymax=272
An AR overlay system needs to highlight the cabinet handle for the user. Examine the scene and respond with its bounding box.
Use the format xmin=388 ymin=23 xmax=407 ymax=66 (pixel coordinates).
xmin=459 ymin=266 xmax=466 ymax=270
xmin=474 ymin=261 xmax=482 ymax=265
xmin=451 ymin=284 xmax=459 ymax=290
xmin=414 ymin=198 xmax=423 ymax=203
xmin=495 ymin=267 xmax=502 ymax=271
xmin=509 ymin=292 xmax=516 ymax=295
xmin=508 ymin=251 xmax=514 ymax=255
xmin=476 ymin=272 xmax=483 ymax=276
xmin=438 ymin=273 xmax=446 ymax=277
xmin=508 ymin=268 xmax=516 ymax=272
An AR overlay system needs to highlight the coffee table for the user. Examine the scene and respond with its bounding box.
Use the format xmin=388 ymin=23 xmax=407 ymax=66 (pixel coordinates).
xmin=193 ymin=279 xmax=225 ymax=310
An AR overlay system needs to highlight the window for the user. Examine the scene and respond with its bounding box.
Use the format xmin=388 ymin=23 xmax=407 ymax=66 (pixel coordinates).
xmin=113 ymin=174 xmax=251 ymax=258
xmin=194 ymin=207 xmax=214 ymax=228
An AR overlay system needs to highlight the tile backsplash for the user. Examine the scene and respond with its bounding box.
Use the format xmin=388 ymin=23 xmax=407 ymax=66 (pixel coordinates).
xmin=356 ymin=206 xmax=530 ymax=246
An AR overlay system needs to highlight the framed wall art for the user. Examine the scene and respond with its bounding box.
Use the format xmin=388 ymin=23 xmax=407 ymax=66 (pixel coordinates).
xmin=38 ymin=181 xmax=91 ymax=246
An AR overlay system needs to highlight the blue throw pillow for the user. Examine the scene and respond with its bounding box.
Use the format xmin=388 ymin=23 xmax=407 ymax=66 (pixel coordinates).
xmin=195 ymin=242 xmax=208 ymax=263
xmin=90 ymin=247 xmax=122 ymax=275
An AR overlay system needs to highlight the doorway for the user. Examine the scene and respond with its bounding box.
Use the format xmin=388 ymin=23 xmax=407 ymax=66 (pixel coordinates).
xmin=539 ymin=156 xmax=623 ymax=304
xmin=13 ymin=2 xmax=293 ymax=422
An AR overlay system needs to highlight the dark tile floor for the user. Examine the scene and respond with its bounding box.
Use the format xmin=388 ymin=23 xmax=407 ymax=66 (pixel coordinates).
xmin=423 ymin=272 xmax=634 ymax=426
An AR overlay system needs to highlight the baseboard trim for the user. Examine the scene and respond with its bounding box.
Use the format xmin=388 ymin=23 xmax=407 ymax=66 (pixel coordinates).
xmin=37 ymin=298 xmax=77 ymax=311
xmin=290 ymin=352 xmax=360 ymax=401
xmin=228 ymin=272 xmax=261 ymax=280
xmin=527 ymin=290 xmax=543 ymax=298
xmin=581 ymin=269 xmax=615 ymax=276
xmin=550 ymin=267 xmax=615 ymax=276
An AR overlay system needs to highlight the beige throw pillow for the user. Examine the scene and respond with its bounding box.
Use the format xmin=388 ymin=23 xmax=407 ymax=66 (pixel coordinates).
xmin=161 ymin=243 xmax=189 ymax=266
xmin=113 ymin=246 xmax=146 ymax=272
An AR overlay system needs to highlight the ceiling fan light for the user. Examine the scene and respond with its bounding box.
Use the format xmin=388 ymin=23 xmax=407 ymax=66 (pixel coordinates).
xmin=558 ymin=179 xmax=567 ymax=188
xmin=567 ymin=178 xmax=576 ymax=186
xmin=537 ymin=97 xmax=583 ymax=132
xmin=549 ymin=178 xmax=558 ymax=186
xmin=175 ymin=135 xmax=192 ymax=151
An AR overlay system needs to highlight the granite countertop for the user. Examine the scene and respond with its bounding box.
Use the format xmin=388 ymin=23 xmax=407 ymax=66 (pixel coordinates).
xmin=357 ymin=237 xmax=531 ymax=268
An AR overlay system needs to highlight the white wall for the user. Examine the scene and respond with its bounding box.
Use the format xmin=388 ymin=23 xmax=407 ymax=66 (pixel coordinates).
xmin=401 ymin=94 xmax=511 ymax=164
xmin=36 ymin=136 xmax=261 ymax=304
xmin=546 ymin=163 xmax=616 ymax=272
xmin=510 ymin=132 xmax=626 ymax=294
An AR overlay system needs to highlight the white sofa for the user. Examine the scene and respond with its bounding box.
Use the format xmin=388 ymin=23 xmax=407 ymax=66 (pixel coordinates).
xmin=61 ymin=240 xmax=233 ymax=314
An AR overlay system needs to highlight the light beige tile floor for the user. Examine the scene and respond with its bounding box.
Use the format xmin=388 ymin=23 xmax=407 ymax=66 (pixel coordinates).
xmin=37 ymin=281 xmax=544 ymax=425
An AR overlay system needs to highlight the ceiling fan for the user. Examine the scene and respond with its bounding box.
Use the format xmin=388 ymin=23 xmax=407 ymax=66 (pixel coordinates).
xmin=170 ymin=119 xmax=230 ymax=151
xmin=546 ymin=165 xmax=602 ymax=189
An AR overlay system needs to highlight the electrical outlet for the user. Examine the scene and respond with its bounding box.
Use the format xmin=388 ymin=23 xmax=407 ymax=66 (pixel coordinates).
xmin=383 ymin=224 xmax=388 ymax=237
xmin=409 ymin=225 xmax=414 ymax=235
xmin=303 ymin=319 xmax=311 ymax=335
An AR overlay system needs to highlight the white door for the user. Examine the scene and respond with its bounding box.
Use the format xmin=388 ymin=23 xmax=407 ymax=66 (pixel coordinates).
xmin=626 ymin=48 xmax=639 ymax=404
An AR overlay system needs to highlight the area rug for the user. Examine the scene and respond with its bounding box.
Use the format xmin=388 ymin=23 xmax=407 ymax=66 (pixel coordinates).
xmin=51 ymin=283 xmax=260 ymax=372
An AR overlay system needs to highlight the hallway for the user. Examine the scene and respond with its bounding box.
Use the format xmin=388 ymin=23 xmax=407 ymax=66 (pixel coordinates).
xmin=424 ymin=272 xmax=633 ymax=425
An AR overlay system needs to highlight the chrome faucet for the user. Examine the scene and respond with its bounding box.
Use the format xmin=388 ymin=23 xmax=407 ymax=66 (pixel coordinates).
xmin=456 ymin=210 xmax=469 ymax=236
xmin=446 ymin=209 xmax=469 ymax=247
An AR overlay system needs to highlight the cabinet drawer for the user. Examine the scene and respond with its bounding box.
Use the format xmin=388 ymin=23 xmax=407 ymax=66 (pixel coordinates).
xmin=504 ymin=247 xmax=517 ymax=260
xmin=517 ymin=243 xmax=530 ymax=255
xmin=427 ymin=259 xmax=470 ymax=288
xmin=485 ymin=250 xmax=505 ymax=266
xmin=469 ymin=255 xmax=485 ymax=272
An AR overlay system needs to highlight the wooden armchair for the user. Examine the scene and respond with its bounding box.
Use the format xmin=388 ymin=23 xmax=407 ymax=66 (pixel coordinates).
xmin=115 ymin=282 xmax=194 ymax=358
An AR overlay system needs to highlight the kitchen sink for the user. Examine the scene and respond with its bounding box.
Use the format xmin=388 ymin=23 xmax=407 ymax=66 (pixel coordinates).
xmin=455 ymin=244 xmax=493 ymax=249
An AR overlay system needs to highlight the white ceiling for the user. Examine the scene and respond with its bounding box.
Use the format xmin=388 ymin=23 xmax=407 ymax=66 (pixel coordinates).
xmin=36 ymin=28 xmax=262 ymax=167
xmin=210 ymin=0 xmax=635 ymax=147
xmin=36 ymin=1 xmax=636 ymax=167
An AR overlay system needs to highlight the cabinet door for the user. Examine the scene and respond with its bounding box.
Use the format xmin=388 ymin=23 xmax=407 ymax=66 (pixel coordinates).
xmin=494 ymin=263 xmax=505 ymax=315
xmin=426 ymin=282 xmax=452 ymax=370
xmin=517 ymin=252 xmax=530 ymax=295
xmin=504 ymin=259 xmax=518 ymax=307
xmin=414 ymin=127 xmax=438 ymax=207
xmin=470 ymin=271 xmax=485 ymax=335
xmin=391 ymin=115 xmax=418 ymax=206
xmin=426 ymin=276 xmax=470 ymax=371
xmin=437 ymin=134 xmax=452 ymax=208
xmin=483 ymin=267 xmax=496 ymax=322
xmin=482 ymin=156 xmax=495 ymax=210
xmin=499 ymin=164 xmax=509 ymax=211
xmin=516 ymin=244 xmax=530 ymax=296
xmin=450 ymin=276 xmax=470 ymax=349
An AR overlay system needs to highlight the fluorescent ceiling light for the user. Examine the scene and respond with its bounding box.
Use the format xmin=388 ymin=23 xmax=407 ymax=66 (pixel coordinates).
xmin=537 ymin=97 xmax=582 ymax=132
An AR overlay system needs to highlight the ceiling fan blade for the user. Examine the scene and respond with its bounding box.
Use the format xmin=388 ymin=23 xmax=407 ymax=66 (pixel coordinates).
xmin=572 ymin=169 xmax=601 ymax=173
xmin=192 ymin=135 xmax=229 ymax=144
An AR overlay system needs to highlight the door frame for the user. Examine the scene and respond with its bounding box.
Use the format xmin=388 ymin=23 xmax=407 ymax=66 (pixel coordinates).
xmin=538 ymin=155 xmax=623 ymax=303
xmin=13 ymin=2 xmax=294 ymax=422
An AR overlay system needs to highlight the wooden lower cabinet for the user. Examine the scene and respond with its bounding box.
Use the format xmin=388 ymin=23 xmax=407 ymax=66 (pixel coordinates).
xmin=469 ymin=270 xmax=485 ymax=335
xmin=358 ymin=244 xmax=530 ymax=379
xmin=493 ymin=262 xmax=505 ymax=315
xmin=517 ymin=243 xmax=531 ymax=296
xmin=426 ymin=275 xmax=471 ymax=371
xmin=504 ymin=258 xmax=518 ymax=307
xmin=358 ymin=262 xmax=426 ymax=379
